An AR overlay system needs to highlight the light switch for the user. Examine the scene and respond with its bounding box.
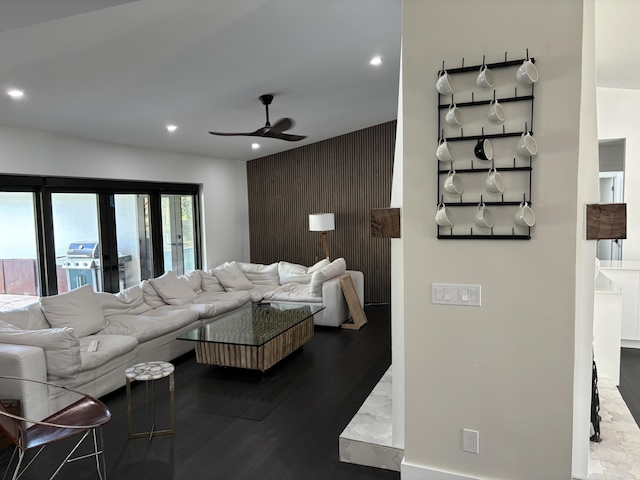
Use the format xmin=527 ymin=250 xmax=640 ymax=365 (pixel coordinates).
xmin=432 ymin=284 xmax=481 ymax=306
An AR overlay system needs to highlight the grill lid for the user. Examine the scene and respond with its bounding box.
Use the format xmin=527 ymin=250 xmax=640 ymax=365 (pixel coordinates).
xmin=66 ymin=241 xmax=100 ymax=258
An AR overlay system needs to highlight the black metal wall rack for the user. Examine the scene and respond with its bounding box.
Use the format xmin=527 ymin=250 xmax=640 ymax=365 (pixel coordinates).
xmin=436 ymin=51 xmax=537 ymax=240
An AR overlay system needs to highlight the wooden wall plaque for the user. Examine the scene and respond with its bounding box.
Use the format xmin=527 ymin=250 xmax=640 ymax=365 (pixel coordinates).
xmin=370 ymin=208 xmax=401 ymax=238
xmin=586 ymin=203 xmax=627 ymax=240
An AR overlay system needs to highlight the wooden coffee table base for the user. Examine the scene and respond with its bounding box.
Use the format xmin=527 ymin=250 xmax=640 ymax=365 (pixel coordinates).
xmin=193 ymin=317 xmax=314 ymax=371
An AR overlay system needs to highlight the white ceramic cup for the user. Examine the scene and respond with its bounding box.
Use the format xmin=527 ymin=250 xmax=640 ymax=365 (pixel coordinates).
xmin=516 ymin=132 xmax=538 ymax=158
xmin=443 ymin=169 xmax=464 ymax=195
xmin=474 ymin=203 xmax=494 ymax=228
xmin=436 ymin=71 xmax=455 ymax=95
xmin=488 ymin=99 xmax=505 ymax=124
xmin=516 ymin=59 xmax=538 ymax=84
xmin=485 ymin=168 xmax=505 ymax=194
xmin=435 ymin=203 xmax=454 ymax=227
xmin=436 ymin=138 xmax=453 ymax=162
xmin=514 ymin=201 xmax=536 ymax=227
xmin=445 ymin=103 xmax=463 ymax=127
xmin=476 ymin=65 xmax=495 ymax=88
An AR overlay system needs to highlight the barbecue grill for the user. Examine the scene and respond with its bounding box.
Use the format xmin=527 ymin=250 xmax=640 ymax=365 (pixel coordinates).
xmin=61 ymin=241 xmax=101 ymax=291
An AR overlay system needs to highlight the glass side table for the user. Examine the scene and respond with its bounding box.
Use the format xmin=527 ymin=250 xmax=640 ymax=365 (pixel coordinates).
xmin=125 ymin=361 xmax=175 ymax=440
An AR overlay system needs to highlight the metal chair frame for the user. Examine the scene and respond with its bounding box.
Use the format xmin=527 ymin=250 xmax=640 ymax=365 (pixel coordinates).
xmin=0 ymin=376 xmax=111 ymax=480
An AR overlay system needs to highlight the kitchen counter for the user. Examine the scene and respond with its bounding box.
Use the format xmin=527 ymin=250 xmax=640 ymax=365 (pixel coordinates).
xmin=599 ymin=260 xmax=640 ymax=271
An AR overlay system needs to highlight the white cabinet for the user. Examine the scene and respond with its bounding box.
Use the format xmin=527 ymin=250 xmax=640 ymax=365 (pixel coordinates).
xmin=600 ymin=264 xmax=640 ymax=346
xmin=593 ymin=273 xmax=623 ymax=384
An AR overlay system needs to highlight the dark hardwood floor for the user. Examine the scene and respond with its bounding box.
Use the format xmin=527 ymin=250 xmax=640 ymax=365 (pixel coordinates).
xmin=618 ymin=347 xmax=640 ymax=427
xmin=0 ymin=305 xmax=400 ymax=480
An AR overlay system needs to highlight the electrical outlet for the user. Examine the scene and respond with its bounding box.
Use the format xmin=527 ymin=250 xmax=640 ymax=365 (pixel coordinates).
xmin=462 ymin=429 xmax=479 ymax=454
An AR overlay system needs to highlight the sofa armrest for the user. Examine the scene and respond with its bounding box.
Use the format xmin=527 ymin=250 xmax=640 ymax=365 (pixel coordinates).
xmin=0 ymin=344 xmax=49 ymax=420
xmin=319 ymin=270 xmax=364 ymax=327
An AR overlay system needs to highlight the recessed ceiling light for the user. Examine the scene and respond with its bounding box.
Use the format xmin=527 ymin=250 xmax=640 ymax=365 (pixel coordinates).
xmin=166 ymin=125 xmax=178 ymax=132
xmin=252 ymin=143 xmax=260 ymax=150
xmin=370 ymin=56 xmax=382 ymax=66
xmin=7 ymin=89 xmax=25 ymax=99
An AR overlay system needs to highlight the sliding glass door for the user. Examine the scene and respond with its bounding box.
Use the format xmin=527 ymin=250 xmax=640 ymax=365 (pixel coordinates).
xmin=161 ymin=194 xmax=196 ymax=275
xmin=0 ymin=192 xmax=41 ymax=308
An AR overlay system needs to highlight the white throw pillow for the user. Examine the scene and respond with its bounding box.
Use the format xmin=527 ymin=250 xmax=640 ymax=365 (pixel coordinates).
xmin=210 ymin=262 xmax=254 ymax=292
xmin=200 ymin=271 xmax=225 ymax=293
xmin=237 ymin=262 xmax=280 ymax=286
xmin=309 ymin=258 xmax=347 ymax=297
xmin=149 ymin=271 xmax=198 ymax=306
xmin=278 ymin=258 xmax=330 ymax=285
xmin=40 ymin=285 xmax=108 ymax=338
xmin=179 ymin=270 xmax=203 ymax=294
xmin=0 ymin=302 xmax=49 ymax=330
xmin=96 ymin=286 xmax=152 ymax=316
xmin=140 ymin=280 xmax=167 ymax=308
xmin=0 ymin=321 xmax=81 ymax=378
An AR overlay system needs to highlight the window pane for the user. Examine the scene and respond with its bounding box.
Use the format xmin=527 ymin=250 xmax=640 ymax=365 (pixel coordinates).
xmin=114 ymin=194 xmax=152 ymax=289
xmin=0 ymin=192 xmax=40 ymax=310
xmin=51 ymin=193 xmax=102 ymax=292
xmin=161 ymin=194 xmax=196 ymax=275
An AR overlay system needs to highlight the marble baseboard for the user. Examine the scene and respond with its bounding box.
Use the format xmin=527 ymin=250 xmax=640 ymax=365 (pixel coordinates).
xmin=339 ymin=367 xmax=403 ymax=472
xmin=589 ymin=378 xmax=640 ymax=479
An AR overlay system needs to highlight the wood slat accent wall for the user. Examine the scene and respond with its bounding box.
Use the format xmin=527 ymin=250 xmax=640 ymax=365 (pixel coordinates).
xmin=247 ymin=121 xmax=396 ymax=304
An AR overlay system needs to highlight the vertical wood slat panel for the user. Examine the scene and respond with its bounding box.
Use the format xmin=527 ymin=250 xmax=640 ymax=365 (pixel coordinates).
xmin=247 ymin=121 xmax=396 ymax=304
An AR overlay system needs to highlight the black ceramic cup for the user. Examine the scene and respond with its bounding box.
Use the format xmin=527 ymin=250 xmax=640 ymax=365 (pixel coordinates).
xmin=474 ymin=138 xmax=493 ymax=161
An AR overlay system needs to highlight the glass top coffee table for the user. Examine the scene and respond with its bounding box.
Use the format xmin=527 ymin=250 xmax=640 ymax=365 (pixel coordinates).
xmin=177 ymin=303 xmax=323 ymax=371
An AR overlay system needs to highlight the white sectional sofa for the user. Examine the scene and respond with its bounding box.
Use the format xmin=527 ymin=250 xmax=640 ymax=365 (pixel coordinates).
xmin=0 ymin=257 xmax=364 ymax=421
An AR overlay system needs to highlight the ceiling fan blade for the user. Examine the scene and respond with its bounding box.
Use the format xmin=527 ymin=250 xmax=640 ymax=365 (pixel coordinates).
xmin=263 ymin=131 xmax=307 ymax=142
xmin=268 ymin=118 xmax=294 ymax=134
xmin=208 ymin=126 xmax=269 ymax=137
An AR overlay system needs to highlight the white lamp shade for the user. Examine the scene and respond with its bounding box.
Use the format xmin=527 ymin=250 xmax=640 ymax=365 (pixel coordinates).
xmin=309 ymin=213 xmax=335 ymax=232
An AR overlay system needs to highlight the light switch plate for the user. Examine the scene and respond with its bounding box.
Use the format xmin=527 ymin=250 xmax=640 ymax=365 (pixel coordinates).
xmin=432 ymin=284 xmax=481 ymax=306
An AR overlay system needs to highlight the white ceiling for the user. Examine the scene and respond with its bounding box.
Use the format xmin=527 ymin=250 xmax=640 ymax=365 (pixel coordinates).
xmin=0 ymin=0 xmax=401 ymax=161
xmin=0 ymin=1 xmax=634 ymax=163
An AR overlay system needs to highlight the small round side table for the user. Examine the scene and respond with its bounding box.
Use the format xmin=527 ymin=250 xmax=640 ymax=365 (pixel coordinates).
xmin=125 ymin=361 xmax=175 ymax=441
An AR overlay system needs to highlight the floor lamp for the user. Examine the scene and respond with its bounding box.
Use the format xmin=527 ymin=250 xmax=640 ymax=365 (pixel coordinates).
xmin=309 ymin=213 xmax=335 ymax=261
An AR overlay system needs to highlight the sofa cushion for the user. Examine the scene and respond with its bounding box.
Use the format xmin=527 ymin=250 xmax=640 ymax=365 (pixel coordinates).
xmin=140 ymin=280 xmax=167 ymax=308
xmin=96 ymin=286 xmax=152 ymax=316
xmin=40 ymin=285 xmax=108 ymax=338
xmin=200 ymin=271 xmax=225 ymax=293
xmin=97 ymin=309 xmax=199 ymax=343
xmin=0 ymin=321 xmax=81 ymax=378
xmin=278 ymin=258 xmax=330 ymax=285
xmin=262 ymin=283 xmax=321 ymax=303
xmin=149 ymin=271 xmax=198 ymax=306
xmin=179 ymin=270 xmax=203 ymax=294
xmin=78 ymin=334 xmax=138 ymax=372
xmin=237 ymin=262 xmax=280 ymax=286
xmin=309 ymin=258 xmax=347 ymax=297
xmin=210 ymin=262 xmax=254 ymax=292
xmin=0 ymin=302 xmax=49 ymax=330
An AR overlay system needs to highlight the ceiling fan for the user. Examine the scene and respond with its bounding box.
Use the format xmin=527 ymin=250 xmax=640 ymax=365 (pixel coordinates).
xmin=208 ymin=94 xmax=307 ymax=142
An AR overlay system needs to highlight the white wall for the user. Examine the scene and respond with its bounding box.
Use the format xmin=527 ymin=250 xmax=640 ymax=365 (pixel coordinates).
xmin=597 ymin=87 xmax=640 ymax=259
xmin=401 ymin=1 xmax=592 ymax=479
xmin=0 ymin=125 xmax=250 ymax=268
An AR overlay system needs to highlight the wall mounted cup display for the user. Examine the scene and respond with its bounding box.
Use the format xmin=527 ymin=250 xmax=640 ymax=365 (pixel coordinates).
xmin=485 ymin=167 xmax=505 ymax=194
xmin=487 ymin=99 xmax=505 ymax=124
xmin=443 ymin=169 xmax=464 ymax=195
xmin=436 ymin=70 xmax=455 ymax=95
xmin=514 ymin=201 xmax=536 ymax=227
xmin=516 ymin=59 xmax=539 ymax=84
xmin=435 ymin=203 xmax=454 ymax=227
xmin=474 ymin=202 xmax=494 ymax=228
xmin=436 ymin=138 xmax=454 ymax=162
xmin=474 ymin=138 xmax=493 ymax=161
xmin=445 ymin=103 xmax=463 ymax=127
xmin=475 ymin=65 xmax=495 ymax=89
xmin=516 ymin=131 xmax=538 ymax=158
